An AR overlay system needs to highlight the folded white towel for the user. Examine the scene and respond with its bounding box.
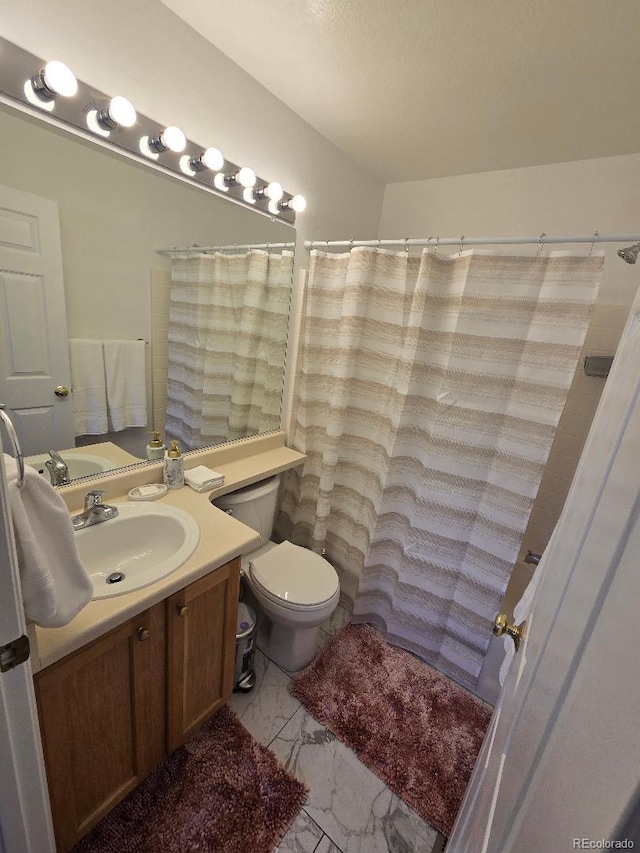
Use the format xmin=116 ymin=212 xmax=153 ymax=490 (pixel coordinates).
xmin=68 ymin=339 xmax=108 ymax=436
xmin=3 ymin=454 xmax=92 ymax=628
xmin=103 ymin=340 xmax=148 ymax=432
xmin=184 ymin=465 xmax=225 ymax=492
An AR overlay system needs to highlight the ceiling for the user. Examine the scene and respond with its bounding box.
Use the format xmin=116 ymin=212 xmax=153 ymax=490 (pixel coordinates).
xmin=160 ymin=0 xmax=640 ymax=184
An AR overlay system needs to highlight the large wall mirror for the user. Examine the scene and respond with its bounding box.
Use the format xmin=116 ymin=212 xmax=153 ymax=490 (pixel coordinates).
xmin=0 ymin=103 xmax=295 ymax=483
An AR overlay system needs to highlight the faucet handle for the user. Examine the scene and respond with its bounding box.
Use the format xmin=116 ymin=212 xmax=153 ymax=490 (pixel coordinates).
xmin=84 ymin=489 xmax=107 ymax=509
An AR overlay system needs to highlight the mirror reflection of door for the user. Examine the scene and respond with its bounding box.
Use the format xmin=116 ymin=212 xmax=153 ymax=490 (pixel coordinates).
xmin=0 ymin=184 xmax=74 ymax=454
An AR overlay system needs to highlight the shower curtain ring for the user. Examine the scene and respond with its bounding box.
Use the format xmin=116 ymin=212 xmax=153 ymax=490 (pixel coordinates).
xmin=434 ymin=236 xmax=440 ymax=256
xmin=537 ymin=232 xmax=546 ymax=257
xmin=376 ymin=238 xmax=381 ymax=252
xmin=404 ymin=237 xmax=409 ymax=254
xmin=349 ymin=238 xmax=354 ymax=252
xmin=459 ymin=235 xmax=465 ymax=254
xmin=589 ymin=230 xmax=599 ymax=257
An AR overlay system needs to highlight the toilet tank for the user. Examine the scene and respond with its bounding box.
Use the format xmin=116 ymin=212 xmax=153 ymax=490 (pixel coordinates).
xmin=212 ymin=475 xmax=280 ymax=545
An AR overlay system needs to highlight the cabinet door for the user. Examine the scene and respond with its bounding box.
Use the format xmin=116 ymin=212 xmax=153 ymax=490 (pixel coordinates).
xmin=167 ymin=558 xmax=240 ymax=752
xmin=35 ymin=603 xmax=166 ymax=852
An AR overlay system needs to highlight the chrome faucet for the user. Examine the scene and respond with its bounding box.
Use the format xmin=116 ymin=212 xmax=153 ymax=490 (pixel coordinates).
xmin=72 ymin=490 xmax=119 ymax=531
xmin=45 ymin=450 xmax=70 ymax=486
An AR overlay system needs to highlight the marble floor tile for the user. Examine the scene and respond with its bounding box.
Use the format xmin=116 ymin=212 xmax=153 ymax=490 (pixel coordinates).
xmin=314 ymin=834 xmax=343 ymax=853
xmin=270 ymin=709 xmax=438 ymax=853
xmin=275 ymin=809 xmax=324 ymax=852
xmin=321 ymin=603 xmax=351 ymax=638
xmin=227 ymin=649 xmax=301 ymax=746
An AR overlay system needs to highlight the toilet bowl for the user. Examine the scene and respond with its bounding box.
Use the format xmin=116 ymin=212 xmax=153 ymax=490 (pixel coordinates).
xmin=212 ymin=477 xmax=340 ymax=671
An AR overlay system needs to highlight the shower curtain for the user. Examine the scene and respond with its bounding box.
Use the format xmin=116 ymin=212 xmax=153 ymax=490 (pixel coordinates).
xmin=277 ymin=247 xmax=602 ymax=687
xmin=166 ymin=249 xmax=293 ymax=447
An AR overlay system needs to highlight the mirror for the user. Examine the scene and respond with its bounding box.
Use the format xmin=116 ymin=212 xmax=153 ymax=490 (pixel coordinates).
xmin=0 ymin=103 xmax=295 ymax=482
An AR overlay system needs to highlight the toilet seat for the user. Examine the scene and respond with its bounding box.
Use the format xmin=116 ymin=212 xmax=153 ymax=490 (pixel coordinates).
xmin=250 ymin=541 xmax=339 ymax=608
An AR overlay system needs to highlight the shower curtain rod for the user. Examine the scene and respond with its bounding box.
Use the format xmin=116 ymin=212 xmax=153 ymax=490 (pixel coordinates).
xmin=156 ymin=241 xmax=295 ymax=255
xmin=304 ymin=233 xmax=640 ymax=251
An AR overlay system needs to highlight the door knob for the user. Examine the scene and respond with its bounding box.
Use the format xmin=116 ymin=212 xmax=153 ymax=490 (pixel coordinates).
xmin=177 ymin=604 xmax=188 ymax=617
xmin=137 ymin=628 xmax=150 ymax=642
xmin=54 ymin=385 xmax=69 ymax=397
xmin=493 ymin=613 xmax=526 ymax=651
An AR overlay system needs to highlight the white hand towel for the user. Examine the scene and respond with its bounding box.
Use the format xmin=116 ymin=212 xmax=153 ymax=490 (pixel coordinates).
xmin=68 ymin=339 xmax=108 ymax=436
xmin=3 ymin=454 xmax=93 ymax=628
xmin=184 ymin=465 xmax=225 ymax=492
xmin=498 ymin=549 xmax=546 ymax=686
xmin=103 ymin=340 xmax=148 ymax=432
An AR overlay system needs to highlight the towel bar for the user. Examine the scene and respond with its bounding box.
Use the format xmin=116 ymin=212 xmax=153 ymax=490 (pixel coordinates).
xmin=0 ymin=405 xmax=25 ymax=487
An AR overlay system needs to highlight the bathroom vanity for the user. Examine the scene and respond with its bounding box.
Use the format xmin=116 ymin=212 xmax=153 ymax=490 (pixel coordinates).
xmin=29 ymin=432 xmax=305 ymax=851
xmin=35 ymin=559 xmax=239 ymax=851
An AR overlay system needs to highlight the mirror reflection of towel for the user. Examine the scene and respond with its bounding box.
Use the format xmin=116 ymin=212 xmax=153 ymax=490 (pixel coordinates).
xmin=68 ymin=339 xmax=108 ymax=436
xmin=103 ymin=340 xmax=148 ymax=431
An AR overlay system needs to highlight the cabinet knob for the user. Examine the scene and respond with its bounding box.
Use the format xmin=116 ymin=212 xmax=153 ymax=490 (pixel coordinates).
xmin=177 ymin=604 xmax=188 ymax=618
xmin=137 ymin=627 xmax=150 ymax=642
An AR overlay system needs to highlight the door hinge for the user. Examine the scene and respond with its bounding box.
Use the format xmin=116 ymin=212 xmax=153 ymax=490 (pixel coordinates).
xmin=0 ymin=635 xmax=30 ymax=673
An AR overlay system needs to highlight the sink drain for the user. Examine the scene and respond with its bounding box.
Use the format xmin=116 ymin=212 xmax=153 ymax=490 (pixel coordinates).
xmin=106 ymin=572 xmax=125 ymax=585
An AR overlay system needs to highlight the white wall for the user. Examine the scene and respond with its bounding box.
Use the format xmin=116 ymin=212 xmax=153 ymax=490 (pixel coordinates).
xmin=0 ymin=0 xmax=384 ymax=250
xmin=380 ymin=152 xmax=640 ymax=305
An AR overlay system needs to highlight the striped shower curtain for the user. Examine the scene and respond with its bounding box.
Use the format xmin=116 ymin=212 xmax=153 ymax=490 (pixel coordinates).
xmin=277 ymin=247 xmax=602 ymax=687
xmin=166 ymin=249 xmax=293 ymax=447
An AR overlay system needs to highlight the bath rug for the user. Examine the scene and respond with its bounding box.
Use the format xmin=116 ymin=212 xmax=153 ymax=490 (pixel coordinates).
xmin=290 ymin=622 xmax=490 ymax=837
xmin=73 ymin=705 xmax=307 ymax=853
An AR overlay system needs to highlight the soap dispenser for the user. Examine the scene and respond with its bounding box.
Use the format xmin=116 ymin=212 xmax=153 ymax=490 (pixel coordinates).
xmin=146 ymin=430 xmax=166 ymax=460
xmin=164 ymin=440 xmax=184 ymax=489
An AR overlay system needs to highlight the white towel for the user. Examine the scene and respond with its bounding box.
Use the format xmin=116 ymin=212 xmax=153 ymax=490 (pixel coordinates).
xmin=3 ymin=454 xmax=92 ymax=628
xmin=498 ymin=551 xmax=546 ymax=686
xmin=103 ymin=340 xmax=148 ymax=432
xmin=68 ymin=339 xmax=108 ymax=436
xmin=184 ymin=465 xmax=225 ymax=493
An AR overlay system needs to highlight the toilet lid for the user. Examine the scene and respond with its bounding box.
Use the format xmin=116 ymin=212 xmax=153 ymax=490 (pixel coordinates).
xmin=250 ymin=541 xmax=339 ymax=606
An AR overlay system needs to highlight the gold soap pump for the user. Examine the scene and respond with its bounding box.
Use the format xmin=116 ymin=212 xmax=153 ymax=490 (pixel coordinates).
xmin=163 ymin=440 xmax=185 ymax=489
xmin=146 ymin=430 xmax=166 ymax=460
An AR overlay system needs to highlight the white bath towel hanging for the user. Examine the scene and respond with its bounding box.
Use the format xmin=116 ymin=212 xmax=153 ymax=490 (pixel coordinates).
xmin=3 ymin=453 xmax=92 ymax=628
xmin=103 ymin=340 xmax=148 ymax=431
xmin=68 ymin=339 xmax=108 ymax=435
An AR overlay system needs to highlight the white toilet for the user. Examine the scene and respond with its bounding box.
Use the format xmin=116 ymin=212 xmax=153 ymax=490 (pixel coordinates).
xmin=213 ymin=476 xmax=340 ymax=671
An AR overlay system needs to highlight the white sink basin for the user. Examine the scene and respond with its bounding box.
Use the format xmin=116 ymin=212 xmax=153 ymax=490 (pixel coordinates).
xmin=26 ymin=452 xmax=115 ymax=480
xmin=76 ymin=502 xmax=200 ymax=599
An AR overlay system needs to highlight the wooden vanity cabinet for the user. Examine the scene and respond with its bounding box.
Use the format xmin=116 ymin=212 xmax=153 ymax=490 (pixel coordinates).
xmin=34 ymin=557 xmax=240 ymax=852
xmin=34 ymin=602 xmax=166 ymax=851
xmin=167 ymin=558 xmax=240 ymax=751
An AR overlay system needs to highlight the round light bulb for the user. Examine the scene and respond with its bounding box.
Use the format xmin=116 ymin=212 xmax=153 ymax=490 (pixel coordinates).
xmin=179 ymin=155 xmax=196 ymax=176
xmin=160 ymin=125 xmax=186 ymax=153
xmin=237 ymin=167 xmax=256 ymax=188
xmin=139 ymin=136 xmax=160 ymax=161
xmin=214 ymin=173 xmax=229 ymax=193
xmin=42 ymin=60 xmax=78 ymax=97
xmin=265 ymin=182 xmax=284 ymax=202
xmin=268 ymin=199 xmax=280 ymax=216
xmin=201 ymin=147 xmax=224 ymax=171
xmin=290 ymin=194 xmax=307 ymax=213
xmin=108 ymin=96 xmax=136 ymax=128
xmin=242 ymin=187 xmax=256 ymax=205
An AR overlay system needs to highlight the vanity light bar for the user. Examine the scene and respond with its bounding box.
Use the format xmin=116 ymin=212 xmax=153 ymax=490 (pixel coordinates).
xmin=0 ymin=36 xmax=304 ymax=223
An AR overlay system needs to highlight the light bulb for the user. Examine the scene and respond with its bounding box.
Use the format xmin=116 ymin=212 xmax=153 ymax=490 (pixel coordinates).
xmin=161 ymin=125 xmax=186 ymax=153
xmin=23 ymin=80 xmax=54 ymax=111
xmin=201 ymin=147 xmax=224 ymax=171
xmin=86 ymin=109 xmax=110 ymax=137
xmin=237 ymin=167 xmax=256 ymax=188
xmin=290 ymin=194 xmax=307 ymax=213
xmin=107 ymin=96 xmax=136 ymax=128
xmin=42 ymin=60 xmax=78 ymax=97
xmin=214 ymin=173 xmax=229 ymax=193
xmin=268 ymin=199 xmax=280 ymax=216
xmin=179 ymin=155 xmax=196 ymax=176
xmin=139 ymin=136 xmax=160 ymax=160
xmin=265 ymin=182 xmax=284 ymax=202
xmin=243 ymin=187 xmax=256 ymax=205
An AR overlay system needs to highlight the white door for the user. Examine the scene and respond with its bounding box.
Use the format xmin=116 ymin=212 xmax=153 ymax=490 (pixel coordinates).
xmin=0 ymin=184 xmax=74 ymax=454
xmin=449 ymin=286 xmax=640 ymax=851
xmin=0 ymin=450 xmax=55 ymax=852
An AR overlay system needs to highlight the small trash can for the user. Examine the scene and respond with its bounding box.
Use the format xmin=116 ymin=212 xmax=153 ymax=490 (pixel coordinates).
xmin=234 ymin=602 xmax=257 ymax=693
